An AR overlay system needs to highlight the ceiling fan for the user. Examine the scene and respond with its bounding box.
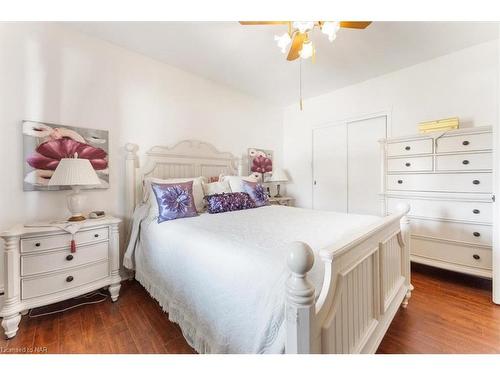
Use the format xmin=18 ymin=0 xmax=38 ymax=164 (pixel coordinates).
xmin=239 ymin=21 xmax=371 ymax=61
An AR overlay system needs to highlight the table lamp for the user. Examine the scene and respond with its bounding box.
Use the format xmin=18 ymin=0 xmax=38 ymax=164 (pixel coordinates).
xmin=48 ymin=155 xmax=101 ymax=221
xmin=268 ymin=168 xmax=289 ymax=198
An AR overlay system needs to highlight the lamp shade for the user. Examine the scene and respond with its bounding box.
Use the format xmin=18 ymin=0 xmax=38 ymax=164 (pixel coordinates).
xmin=268 ymin=168 xmax=289 ymax=183
xmin=48 ymin=158 xmax=101 ymax=186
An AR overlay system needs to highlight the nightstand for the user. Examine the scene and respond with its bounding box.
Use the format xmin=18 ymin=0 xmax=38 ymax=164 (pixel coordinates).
xmin=0 ymin=216 xmax=121 ymax=339
xmin=269 ymin=196 xmax=294 ymax=207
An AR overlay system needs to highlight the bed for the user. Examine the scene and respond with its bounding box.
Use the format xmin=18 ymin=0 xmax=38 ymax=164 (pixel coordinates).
xmin=123 ymin=140 xmax=412 ymax=354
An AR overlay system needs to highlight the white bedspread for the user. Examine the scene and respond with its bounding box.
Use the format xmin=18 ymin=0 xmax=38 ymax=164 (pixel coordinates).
xmin=124 ymin=205 xmax=381 ymax=354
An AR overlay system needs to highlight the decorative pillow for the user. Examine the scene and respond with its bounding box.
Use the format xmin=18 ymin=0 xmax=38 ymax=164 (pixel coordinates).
xmin=205 ymin=192 xmax=256 ymax=214
xmin=202 ymin=179 xmax=231 ymax=196
xmin=242 ymin=180 xmax=269 ymax=207
xmin=151 ymin=181 xmax=198 ymax=223
xmin=220 ymin=175 xmax=258 ymax=193
xmin=144 ymin=177 xmax=205 ymax=213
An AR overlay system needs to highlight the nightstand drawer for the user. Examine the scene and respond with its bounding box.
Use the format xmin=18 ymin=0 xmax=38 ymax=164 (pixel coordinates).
xmin=21 ymin=227 xmax=109 ymax=253
xmin=21 ymin=242 xmax=109 ymax=277
xmin=21 ymin=261 xmax=109 ymax=299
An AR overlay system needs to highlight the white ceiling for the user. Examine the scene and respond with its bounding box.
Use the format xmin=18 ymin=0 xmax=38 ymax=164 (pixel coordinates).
xmin=65 ymin=22 xmax=498 ymax=106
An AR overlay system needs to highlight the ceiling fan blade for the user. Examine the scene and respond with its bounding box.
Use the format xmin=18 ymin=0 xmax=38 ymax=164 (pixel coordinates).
xmin=339 ymin=21 xmax=372 ymax=29
xmin=239 ymin=21 xmax=289 ymax=25
xmin=287 ymin=32 xmax=307 ymax=61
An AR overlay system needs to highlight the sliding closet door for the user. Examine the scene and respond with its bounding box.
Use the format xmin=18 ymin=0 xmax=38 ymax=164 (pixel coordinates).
xmin=312 ymin=124 xmax=347 ymax=212
xmin=347 ymin=116 xmax=387 ymax=215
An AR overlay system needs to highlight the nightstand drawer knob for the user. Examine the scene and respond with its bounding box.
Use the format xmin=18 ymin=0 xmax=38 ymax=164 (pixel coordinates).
xmin=66 ymin=254 xmax=74 ymax=261
xmin=66 ymin=276 xmax=74 ymax=282
xmin=35 ymin=242 xmax=41 ymax=247
xmin=473 ymin=254 xmax=480 ymax=260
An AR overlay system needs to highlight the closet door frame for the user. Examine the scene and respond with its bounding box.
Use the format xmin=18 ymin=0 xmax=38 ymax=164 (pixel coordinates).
xmin=311 ymin=109 xmax=392 ymax=214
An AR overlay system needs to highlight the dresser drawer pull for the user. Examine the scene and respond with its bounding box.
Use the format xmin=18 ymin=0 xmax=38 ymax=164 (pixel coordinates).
xmin=405 ymin=162 xmax=411 ymax=167
xmin=462 ymin=140 xmax=470 ymax=146
xmin=462 ymin=160 xmax=469 ymax=165
xmin=35 ymin=242 xmax=41 ymax=247
xmin=397 ymin=179 xmax=403 ymax=184
xmin=66 ymin=254 xmax=74 ymax=261
xmin=404 ymin=146 xmax=411 ymax=151
xmin=66 ymin=276 xmax=74 ymax=282
xmin=94 ymin=234 xmax=99 ymax=238
xmin=472 ymin=254 xmax=480 ymax=260
xmin=472 ymin=179 xmax=480 ymax=185
xmin=473 ymin=209 xmax=480 ymax=214
xmin=473 ymin=232 xmax=481 ymax=237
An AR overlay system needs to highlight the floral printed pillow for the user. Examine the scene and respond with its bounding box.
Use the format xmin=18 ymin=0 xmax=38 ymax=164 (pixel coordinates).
xmin=242 ymin=180 xmax=269 ymax=207
xmin=151 ymin=181 xmax=198 ymax=223
xmin=205 ymin=192 xmax=256 ymax=214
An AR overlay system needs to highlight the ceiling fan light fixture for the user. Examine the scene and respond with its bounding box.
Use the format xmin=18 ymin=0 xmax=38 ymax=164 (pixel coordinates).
xmin=292 ymin=21 xmax=315 ymax=33
xmin=274 ymin=32 xmax=292 ymax=53
xmin=321 ymin=21 xmax=340 ymax=42
xmin=299 ymin=40 xmax=314 ymax=59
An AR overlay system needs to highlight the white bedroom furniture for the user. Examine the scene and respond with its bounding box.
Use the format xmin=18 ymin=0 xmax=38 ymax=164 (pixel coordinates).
xmin=124 ymin=140 xmax=412 ymax=354
xmin=0 ymin=216 xmax=121 ymax=339
xmin=269 ymin=196 xmax=294 ymax=206
xmin=312 ymin=115 xmax=387 ymax=215
xmin=381 ymin=126 xmax=493 ymax=278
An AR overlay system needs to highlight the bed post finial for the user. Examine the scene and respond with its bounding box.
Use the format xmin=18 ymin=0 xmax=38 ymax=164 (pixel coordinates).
xmin=285 ymin=241 xmax=315 ymax=354
xmin=397 ymin=203 xmax=413 ymax=308
xmin=125 ymin=143 xmax=139 ymax=240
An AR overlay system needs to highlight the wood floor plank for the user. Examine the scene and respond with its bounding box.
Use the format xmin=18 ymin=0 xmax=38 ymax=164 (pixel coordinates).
xmin=2 ymin=266 xmax=500 ymax=354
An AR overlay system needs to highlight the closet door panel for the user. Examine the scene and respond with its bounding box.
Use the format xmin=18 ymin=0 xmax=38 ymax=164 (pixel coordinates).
xmin=347 ymin=116 xmax=387 ymax=215
xmin=312 ymin=125 xmax=347 ymax=212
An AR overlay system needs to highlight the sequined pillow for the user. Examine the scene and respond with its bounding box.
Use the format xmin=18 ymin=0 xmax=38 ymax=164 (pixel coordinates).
xmin=242 ymin=180 xmax=269 ymax=207
xmin=151 ymin=181 xmax=198 ymax=223
xmin=205 ymin=192 xmax=256 ymax=214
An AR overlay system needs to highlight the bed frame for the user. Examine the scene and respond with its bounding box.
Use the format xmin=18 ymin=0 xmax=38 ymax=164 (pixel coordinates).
xmin=124 ymin=140 xmax=412 ymax=354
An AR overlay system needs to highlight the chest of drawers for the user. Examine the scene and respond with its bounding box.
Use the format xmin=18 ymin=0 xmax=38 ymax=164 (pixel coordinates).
xmin=0 ymin=217 xmax=122 ymax=339
xmin=381 ymin=126 xmax=493 ymax=278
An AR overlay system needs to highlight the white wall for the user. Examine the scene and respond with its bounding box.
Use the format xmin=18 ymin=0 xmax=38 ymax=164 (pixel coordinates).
xmin=283 ymin=40 xmax=499 ymax=208
xmin=0 ymin=23 xmax=284 ymax=291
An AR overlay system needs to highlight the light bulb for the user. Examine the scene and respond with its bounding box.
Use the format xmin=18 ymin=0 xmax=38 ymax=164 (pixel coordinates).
xmin=274 ymin=33 xmax=291 ymax=53
xmin=292 ymin=21 xmax=315 ymax=33
xmin=321 ymin=21 xmax=340 ymax=42
xmin=299 ymin=40 xmax=314 ymax=59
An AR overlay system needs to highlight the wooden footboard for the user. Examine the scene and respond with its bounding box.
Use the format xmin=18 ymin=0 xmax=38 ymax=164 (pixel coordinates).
xmin=285 ymin=204 xmax=412 ymax=354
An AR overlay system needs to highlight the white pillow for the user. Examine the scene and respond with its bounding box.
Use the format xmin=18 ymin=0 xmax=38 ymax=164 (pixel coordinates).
xmin=202 ymin=179 xmax=231 ymax=196
xmin=221 ymin=175 xmax=258 ymax=193
xmin=145 ymin=176 xmax=205 ymax=213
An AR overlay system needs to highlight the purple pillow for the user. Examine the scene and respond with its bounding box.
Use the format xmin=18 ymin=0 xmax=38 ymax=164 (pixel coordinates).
xmin=151 ymin=181 xmax=198 ymax=223
xmin=205 ymin=192 xmax=256 ymax=214
xmin=242 ymin=180 xmax=269 ymax=207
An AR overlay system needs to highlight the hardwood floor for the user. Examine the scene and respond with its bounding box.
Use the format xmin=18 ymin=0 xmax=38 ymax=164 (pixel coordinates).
xmin=1 ymin=264 xmax=499 ymax=354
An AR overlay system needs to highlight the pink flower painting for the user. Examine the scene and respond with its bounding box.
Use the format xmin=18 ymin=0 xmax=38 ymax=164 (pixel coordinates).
xmin=23 ymin=121 xmax=109 ymax=191
xmin=248 ymin=148 xmax=273 ymax=182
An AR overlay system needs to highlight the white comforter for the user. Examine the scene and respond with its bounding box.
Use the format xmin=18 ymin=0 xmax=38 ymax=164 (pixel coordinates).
xmin=124 ymin=205 xmax=381 ymax=354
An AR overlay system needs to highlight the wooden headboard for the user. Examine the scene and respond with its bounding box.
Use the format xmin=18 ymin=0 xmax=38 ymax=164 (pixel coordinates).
xmin=124 ymin=140 xmax=241 ymax=223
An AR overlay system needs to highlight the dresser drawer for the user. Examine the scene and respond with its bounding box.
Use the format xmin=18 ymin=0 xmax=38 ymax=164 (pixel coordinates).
xmin=387 ymin=173 xmax=492 ymax=193
xmin=387 ymin=139 xmax=433 ymax=156
xmin=435 ymin=153 xmax=492 ymax=171
xmin=387 ymin=156 xmax=433 ymax=172
xmin=411 ymin=218 xmax=492 ymax=246
xmin=21 ymin=227 xmax=109 ymax=253
xmin=412 ymin=237 xmax=492 ymax=270
xmin=387 ymin=197 xmax=492 ymax=223
xmin=436 ymin=132 xmax=491 ymax=153
xmin=21 ymin=261 xmax=109 ymax=299
xmin=21 ymin=242 xmax=109 ymax=277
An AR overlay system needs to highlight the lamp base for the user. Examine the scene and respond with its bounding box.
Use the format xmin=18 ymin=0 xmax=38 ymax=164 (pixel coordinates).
xmin=68 ymin=215 xmax=86 ymax=222
xmin=274 ymin=183 xmax=282 ymax=198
